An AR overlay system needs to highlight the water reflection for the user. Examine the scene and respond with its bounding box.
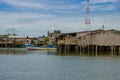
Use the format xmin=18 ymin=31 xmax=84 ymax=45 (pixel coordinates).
xmin=57 ymin=50 xmax=120 ymax=56
xmin=0 ymin=48 xmax=57 ymax=56
xmin=0 ymin=48 xmax=120 ymax=56
xmin=0 ymin=48 xmax=26 ymax=55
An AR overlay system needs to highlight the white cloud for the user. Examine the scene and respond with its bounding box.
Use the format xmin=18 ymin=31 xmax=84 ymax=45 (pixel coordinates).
xmin=91 ymin=4 xmax=116 ymax=11
xmin=0 ymin=0 xmax=48 ymax=9
xmin=81 ymin=0 xmax=118 ymax=12
xmin=91 ymin=0 xmax=119 ymax=4
xmin=81 ymin=0 xmax=118 ymax=5
xmin=0 ymin=0 xmax=81 ymax=10
xmin=90 ymin=13 xmax=120 ymax=30
xmin=0 ymin=12 xmax=55 ymax=18
xmin=0 ymin=0 xmax=119 ymax=36
xmin=0 ymin=12 xmax=120 ymax=36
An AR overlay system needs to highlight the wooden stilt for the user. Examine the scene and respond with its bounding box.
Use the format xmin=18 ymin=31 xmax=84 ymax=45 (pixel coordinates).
xmin=88 ymin=45 xmax=89 ymax=56
xmin=92 ymin=46 xmax=94 ymax=55
xmin=65 ymin=45 xmax=67 ymax=53
xmin=111 ymin=46 xmax=113 ymax=56
xmin=75 ymin=46 xmax=78 ymax=55
xmin=80 ymin=46 xmax=81 ymax=55
xmin=99 ymin=46 xmax=102 ymax=55
xmin=82 ymin=47 xmax=85 ymax=55
xmin=113 ymin=46 xmax=115 ymax=56
xmin=118 ymin=46 xmax=120 ymax=55
xmin=75 ymin=46 xmax=78 ymax=53
xmin=96 ymin=45 xmax=98 ymax=56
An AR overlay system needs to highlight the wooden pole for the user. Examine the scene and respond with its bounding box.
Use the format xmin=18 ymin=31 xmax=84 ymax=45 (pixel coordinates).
xmin=83 ymin=46 xmax=85 ymax=53
xmin=5 ymin=38 xmax=7 ymax=48
xmin=80 ymin=46 xmax=81 ymax=55
xmin=92 ymin=45 xmax=94 ymax=55
xmin=96 ymin=45 xmax=98 ymax=56
xmin=111 ymin=46 xmax=113 ymax=56
xmin=118 ymin=46 xmax=120 ymax=55
xmin=88 ymin=45 xmax=89 ymax=56
xmin=113 ymin=46 xmax=115 ymax=56
xmin=65 ymin=45 xmax=66 ymax=53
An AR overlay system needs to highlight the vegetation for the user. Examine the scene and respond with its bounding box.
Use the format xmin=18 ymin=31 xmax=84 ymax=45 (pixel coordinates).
xmin=44 ymin=36 xmax=49 ymax=45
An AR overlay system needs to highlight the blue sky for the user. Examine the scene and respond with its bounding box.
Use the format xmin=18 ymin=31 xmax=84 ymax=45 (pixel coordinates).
xmin=0 ymin=0 xmax=120 ymax=37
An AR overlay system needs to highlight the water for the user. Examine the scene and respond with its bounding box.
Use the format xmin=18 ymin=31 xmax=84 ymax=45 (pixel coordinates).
xmin=0 ymin=48 xmax=120 ymax=80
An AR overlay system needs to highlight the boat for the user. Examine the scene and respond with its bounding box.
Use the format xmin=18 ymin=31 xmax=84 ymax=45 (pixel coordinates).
xmin=27 ymin=47 xmax=57 ymax=50
xmin=25 ymin=44 xmax=57 ymax=50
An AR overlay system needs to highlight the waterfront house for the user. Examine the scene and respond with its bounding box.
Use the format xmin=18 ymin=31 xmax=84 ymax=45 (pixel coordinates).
xmin=48 ymin=30 xmax=61 ymax=45
xmin=58 ymin=29 xmax=120 ymax=55
xmin=77 ymin=29 xmax=120 ymax=46
xmin=0 ymin=35 xmax=11 ymax=47
xmin=30 ymin=37 xmax=44 ymax=46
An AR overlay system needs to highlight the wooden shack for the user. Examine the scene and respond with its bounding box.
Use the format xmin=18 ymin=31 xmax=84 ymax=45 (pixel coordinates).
xmin=77 ymin=29 xmax=120 ymax=46
xmin=58 ymin=29 xmax=120 ymax=55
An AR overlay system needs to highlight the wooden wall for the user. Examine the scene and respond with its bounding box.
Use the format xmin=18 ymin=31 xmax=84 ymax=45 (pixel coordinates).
xmin=64 ymin=30 xmax=120 ymax=47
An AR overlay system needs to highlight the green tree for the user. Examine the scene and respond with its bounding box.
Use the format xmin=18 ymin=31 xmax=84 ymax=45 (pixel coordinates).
xmin=44 ymin=37 xmax=49 ymax=45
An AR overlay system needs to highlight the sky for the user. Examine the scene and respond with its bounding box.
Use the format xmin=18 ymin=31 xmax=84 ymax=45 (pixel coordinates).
xmin=0 ymin=0 xmax=120 ymax=37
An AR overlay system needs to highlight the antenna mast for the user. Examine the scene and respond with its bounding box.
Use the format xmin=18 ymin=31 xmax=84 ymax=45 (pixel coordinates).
xmin=85 ymin=0 xmax=90 ymax=30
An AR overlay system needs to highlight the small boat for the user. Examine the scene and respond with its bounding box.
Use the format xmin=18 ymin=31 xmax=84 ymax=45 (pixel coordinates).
xmin=25 ymin=44 xmax=57 ymax=50
xmin=27 ymin=47 xmax=57 ymax=50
